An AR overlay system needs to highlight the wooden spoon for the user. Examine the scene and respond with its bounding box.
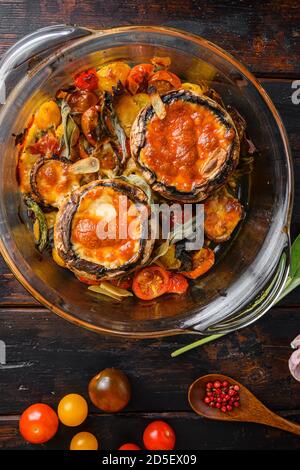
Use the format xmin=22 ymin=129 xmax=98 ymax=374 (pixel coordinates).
xmin=188 ymin=374 xmax=300 ymax=436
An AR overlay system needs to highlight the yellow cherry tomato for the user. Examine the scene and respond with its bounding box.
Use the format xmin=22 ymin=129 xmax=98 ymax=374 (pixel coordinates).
xmin=70 ymin=432 xmax=99 ymax=450
xmin=57 ymin=394 xmax=88 ymax=427
xmin=97 ymin=61 xmax=131 ymax=92
xmin=35 ymin=100 xmax=61 ymax=129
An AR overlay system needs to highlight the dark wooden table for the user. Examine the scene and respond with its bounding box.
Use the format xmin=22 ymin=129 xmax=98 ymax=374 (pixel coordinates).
xmin=0 ymin=0 xmax=299 ymax=450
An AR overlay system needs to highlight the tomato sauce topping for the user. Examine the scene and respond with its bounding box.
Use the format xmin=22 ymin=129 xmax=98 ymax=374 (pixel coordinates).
xmin=36 ymin=160 xmax=80 ymax=206
xmin=71 ymin=186 xmax=142 ymax=267
xmin=141 ymin=101 xmax=235 ymax=192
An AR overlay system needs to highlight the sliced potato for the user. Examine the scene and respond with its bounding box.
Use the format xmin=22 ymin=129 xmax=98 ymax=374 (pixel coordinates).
xmin=35 ymin=100 xmax=61 ymax=130
xmin=115 ymin=93 xmax=150 ymax=137
xmin=97 ymin=61 xmax=131 ymax=93
xmin=204 ymin=193 xmax=244 ymax=242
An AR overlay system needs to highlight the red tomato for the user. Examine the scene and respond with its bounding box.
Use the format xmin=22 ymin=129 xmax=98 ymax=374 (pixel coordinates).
xmin=167 ymin=273 xmax=189 ymax=294
xmin=119 ymin=443 xmax=141 ymax=450
xmin=132 ymin=266 xmax=170 ymax=300
xmin=126 ymin=64 xmax=154 ymax=94
xmin=149 ymin=70 xmax=181 ymax=90
xmin=74 ymin=68 xmax=98 ymax=91
xmin=28 ymin=133 xmax=59 ymax=156
xmin=77 ymin=275 xmax=100 ymax=286
xmin=110 ymin=276 xmax=133 ymax=290
xmin=143 ymin=420 xmax=176 ymax=450
xmin=19 ymin=403 xmax=59 ymax=444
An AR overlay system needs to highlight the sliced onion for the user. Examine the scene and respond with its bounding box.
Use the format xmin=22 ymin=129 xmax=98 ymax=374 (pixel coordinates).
xmin=289 ymin=335 xmax=300 ymax=382
xmin=150 ymin=93 xmax=166 ymax=120
xmin=70 ymin=156 xmax=100 ymax=174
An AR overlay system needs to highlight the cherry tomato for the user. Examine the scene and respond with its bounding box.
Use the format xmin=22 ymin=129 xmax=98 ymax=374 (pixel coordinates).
xmin=182 ymin=247 xmax=215 ymax=279
xmin=126 ymin=64 xmax=154 ymax=95
xmin=148 ymin=70 xmax=181 ymax=93
xmin=77 ymin=275 xmax=100 ymax=286
xmin=28 ymin=133 xmax=59 ymax=156
xmin=132 ymin=266 xmax=170 ymax=300
xmin=167 ymin=273 xmax=189 ymax=294
xmin=143 ymin=420 xmax=176 ymax=450
xmin=57 ymin=394 xmax=88 ymax=427
xmin=74 ymin=68 xmax=99 ymax=91
xmin=67 ymin=90 xmax=99 ymax=113
xmin=88 ymin=368 xmax=131 ymax=413
xmin=119 ymin=443 xmax=141 ymax=450
xmin=110 ymin=276 xmax=133 ymax=290
xmin=70 ymin=432 xmax=99 ymax=450
xmin=19 ymin=403 xmax=58 ymax=444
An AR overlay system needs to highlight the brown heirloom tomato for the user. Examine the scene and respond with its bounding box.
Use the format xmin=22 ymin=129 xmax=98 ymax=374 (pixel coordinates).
xmin=88 ymin=368 xmax=131 ymax=413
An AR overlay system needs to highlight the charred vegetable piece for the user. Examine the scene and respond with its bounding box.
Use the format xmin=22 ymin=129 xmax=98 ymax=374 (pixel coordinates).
xmin=24 ymin=196 xmax=48 ymax=252
xmin=131 ymin=90 xmax=240 ymax=202
xmin=132 ymin=266 xmax=170 ymax=300
xmin=182 ymin=247 xmax=215 ymax=279
xmin=30 ymin=156 xmax=82 ymax=208
xmin=204 ymin=193 xmax=244 ymax=242
xmin=54 ymin=179 xmax=154 ymax=282
xmin=74 ymin=68 xmax=98 ymax=91
xmin=97 ymin=62 xmax=131 ymax=93
xmin=81 ymin=105 xmax=103 ymax=146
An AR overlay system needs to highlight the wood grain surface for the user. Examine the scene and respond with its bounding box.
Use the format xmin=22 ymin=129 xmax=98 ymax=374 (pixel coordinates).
xmin=0 ymin=0 xmax=299 ymax=450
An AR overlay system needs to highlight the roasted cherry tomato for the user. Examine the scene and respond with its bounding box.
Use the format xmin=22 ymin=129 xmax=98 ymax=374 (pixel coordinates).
xmin=57 ymin=394 xmax=88 ymax=427
xmin=167 ymin=273 xmax=189 ymax=294
xmin=143 ymin=420 xmax=176 ymax=451
xmin=28 ymin=133 xmax=60 ymax=156
xmin=132 ymin=266 xmax=170 ymax=300
xmin=127 ymin=64 xmax=154 ymax=95
xmin=19 ymin=403 xmax=59 ymax=444
xmin=67 ymin=90 xmax=99 ymax=113
xmin=182 ymin=247 xmax=215 ymax=279
xmin=119 ymin=443 xmax=141 ymax=450
xmin=77 ymin=275 xmax=100 ymax=286
xmin=148 ymin=70 xmax=181 ymax=94
xmin=74 ymin=68 xmax=99 ymax=91
xmin=89 ymin=368 xmax=131 ymax=413
xmin=110 ymin=276 xmax=133 ymax=290
xmin=70 ymin=432 xmax=99 ymax=450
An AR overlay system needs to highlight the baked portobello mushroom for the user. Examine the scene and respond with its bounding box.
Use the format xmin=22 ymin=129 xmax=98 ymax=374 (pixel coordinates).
xmin=54 ymin=178 xmax=154 ymax=281
xmin=30 ymin=156 xmax=82 ymax=209
xmin=130 ymin=90 xmax=240 ymax=202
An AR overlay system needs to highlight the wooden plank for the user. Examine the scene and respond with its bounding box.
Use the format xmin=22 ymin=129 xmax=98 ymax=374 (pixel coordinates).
xmin=0 ymin=306 xmax=298 ymax=416
xmin=0 ymin=1 xmax=299 ymax=76
xmin=0 ymin=78 xmax=299 ymax=306
xmin=1 ymin=410 xmax=300 ymax=450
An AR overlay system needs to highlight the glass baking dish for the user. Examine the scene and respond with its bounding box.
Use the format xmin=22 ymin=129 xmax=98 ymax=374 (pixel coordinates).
xmin=0 ymin=25 xmax=293 ymax=338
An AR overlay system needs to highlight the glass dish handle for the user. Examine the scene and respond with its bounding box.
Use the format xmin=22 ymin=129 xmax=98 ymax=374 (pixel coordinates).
xmin=0 ymin=24 xmax=94 ymax=104
xmin=187 ymin=234 xmax=291 ymax=335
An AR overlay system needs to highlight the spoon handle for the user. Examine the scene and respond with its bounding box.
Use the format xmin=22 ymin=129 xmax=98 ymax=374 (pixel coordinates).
xmin=261 ymin=412 xmax=300 ymax=436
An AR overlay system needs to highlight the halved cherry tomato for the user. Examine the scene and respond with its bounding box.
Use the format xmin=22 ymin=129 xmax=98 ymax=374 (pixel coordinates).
xmin=132 ymin=266 xmax=170 ymax=300
xmin=182 ymin=247 xmax=215 ymax=279
xmin=28 ymin=133 xmax=60 ymax=156
xmin=110 ymin=276 xmax=133 ymax=290
xmin=167 ymin=273 xmax=189 ymax=294
xmin=143 ymin=420 xmax=176 ymax=451
xmin=119 ymin=443 xmax=141 ymax=450
xmin=126 ymin=64 xmax=154 ymax=95
xmin=74 ymin=68 xmax=98 ymax=91
xmin=19 ymin=403 xmax=59 ymax=444
xmin=148 ymin=70 xmax=181 ymax=93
